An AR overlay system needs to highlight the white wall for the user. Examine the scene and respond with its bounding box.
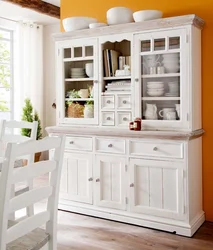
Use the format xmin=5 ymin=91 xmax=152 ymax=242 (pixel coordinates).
xmin=43 ymin=23 xmax=60 ymax=136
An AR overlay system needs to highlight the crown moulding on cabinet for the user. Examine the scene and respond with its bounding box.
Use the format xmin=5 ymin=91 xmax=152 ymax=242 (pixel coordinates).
xmin=2 ymin=0 xmax=60 ymax=19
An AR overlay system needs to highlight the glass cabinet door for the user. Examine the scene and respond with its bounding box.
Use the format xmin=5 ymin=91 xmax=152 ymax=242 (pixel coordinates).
xmin=134 ymin=29 xmax=189 ymax=130
xmin=57 ymin=38 xmax=98 ymax=125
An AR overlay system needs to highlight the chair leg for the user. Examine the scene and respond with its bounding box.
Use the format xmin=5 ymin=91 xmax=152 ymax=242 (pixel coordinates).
xmin=26 ymin=179 xmax=34 ymax=217
xmin=9 ymin=184 xmax=15 ymax=220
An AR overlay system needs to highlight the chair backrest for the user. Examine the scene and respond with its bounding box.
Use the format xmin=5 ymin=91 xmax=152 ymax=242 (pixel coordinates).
xmin=0 ymin=135 xmax=65 ymax=250
xmin=0 ymin=120 xmax=38 ymax=157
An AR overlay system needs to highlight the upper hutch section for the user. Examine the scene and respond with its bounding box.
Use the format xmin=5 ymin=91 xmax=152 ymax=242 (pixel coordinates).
xmin=54 ymin=15 xmax=204 ymax=132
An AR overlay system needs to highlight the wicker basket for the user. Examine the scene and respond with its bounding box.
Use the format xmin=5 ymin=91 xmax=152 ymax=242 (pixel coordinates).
xmin=67 ymin=103 xmax=84 ymax=118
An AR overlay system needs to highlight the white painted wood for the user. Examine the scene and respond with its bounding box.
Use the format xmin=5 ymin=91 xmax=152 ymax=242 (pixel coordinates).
xmin=116 ymin=112 xmax=132 ymax=127
xmin=65 ymin=136 xmax=93 ymax=151
xmin=101 ymin=112 xmax=115 ymax=126
xmin=117 ymin=95 xmax=131 ymax=110
xmin=129 ymin=158 xmax=185 ymax=220
xmin=95 ymin=137 xmax=125 ymax=154
xmin=67 ymin=152 xmax=93 ymax=204
xmin=0 ymin=135 xmax=65 ymax=250
xmin=101 ymin=95 xmax=115 ymax=109
xmin=129 ymin=140 xmax=184 ymax=159
xmin=9 ymin=186 xmax=53 ymax=213
xmin=95 ymin=155 xmax=126 ymax=210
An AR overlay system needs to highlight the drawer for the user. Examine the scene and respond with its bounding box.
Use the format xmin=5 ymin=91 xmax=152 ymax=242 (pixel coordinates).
xmin=96 ymin=138 xmax=126 ymax=154
xmin=65 ymin=136 xmax=93 ymax=151
xmin=129 ymin=140 xmax=184 ymax=159
xmin=101 ymin=112 xmax=115 ymax=126
xmin=117 ymin=95 xmax=131 ymax=109
xmin=102 ymin=95 xmax=115 ymax=109
xmin=117 ymin=112 xmax=132 ymax=127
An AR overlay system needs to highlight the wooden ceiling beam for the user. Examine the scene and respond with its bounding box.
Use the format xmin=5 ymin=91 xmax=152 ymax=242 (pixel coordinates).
xmin=2 ymin=0 xmax=60 ymax=19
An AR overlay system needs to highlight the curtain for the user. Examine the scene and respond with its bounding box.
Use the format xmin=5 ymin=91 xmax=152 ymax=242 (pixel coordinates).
xmin=14 ymin=22 xmax=43 ymax=127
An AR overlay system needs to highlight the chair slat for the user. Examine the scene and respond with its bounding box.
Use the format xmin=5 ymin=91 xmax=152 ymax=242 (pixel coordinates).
xmin=2 ymin=134 xmax=30 ymax=143
xmin=7 ymin=211 xmax=50 ymax=244
xmin=12 ymin=160 xmax=56 ymax=184
xmin=5 ymin=121 xmax=36 ymax=129
xmin=13 ymin=137 xmax=62 ymax=158
xmin=9 ymin=186 xmax=53 ymax=213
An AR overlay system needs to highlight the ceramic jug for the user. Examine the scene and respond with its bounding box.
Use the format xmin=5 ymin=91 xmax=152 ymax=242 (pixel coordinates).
xmin=144 ymin=103 xmax=158 ymax=120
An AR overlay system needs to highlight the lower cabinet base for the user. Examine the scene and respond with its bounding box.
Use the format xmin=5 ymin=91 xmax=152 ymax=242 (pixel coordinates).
xmin=58 ymin=201 xmax=205 ymax=237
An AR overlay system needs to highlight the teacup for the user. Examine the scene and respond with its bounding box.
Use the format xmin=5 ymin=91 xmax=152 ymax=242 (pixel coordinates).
xmin=159 ymin=108 xmax=175 ymax=120
xmin=166 ymin=111 xmax=176 ymax=120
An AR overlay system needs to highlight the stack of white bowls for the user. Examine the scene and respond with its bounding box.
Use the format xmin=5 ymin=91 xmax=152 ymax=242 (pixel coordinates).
xmin=162 ymin=53 xmax=180 ymax=73
xmin=147 ymin=81 xmax=164 ymax=96
xmin=70 ymin=68 xmax=86 ymax=78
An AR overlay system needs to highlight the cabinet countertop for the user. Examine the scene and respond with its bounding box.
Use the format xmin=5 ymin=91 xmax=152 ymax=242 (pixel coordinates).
xmin=46 ymin=126 xmax=204 ymax=141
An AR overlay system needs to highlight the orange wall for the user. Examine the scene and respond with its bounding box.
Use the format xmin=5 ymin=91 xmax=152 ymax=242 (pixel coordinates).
xmin=61 ymin=0 xmax=213 ymax=221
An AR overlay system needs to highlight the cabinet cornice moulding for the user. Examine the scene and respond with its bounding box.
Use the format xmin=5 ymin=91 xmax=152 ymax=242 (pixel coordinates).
xmin=53 ymin=14 xmax=204 ymax=41
xmin=2 ymin=0 xmax=60 ymax=19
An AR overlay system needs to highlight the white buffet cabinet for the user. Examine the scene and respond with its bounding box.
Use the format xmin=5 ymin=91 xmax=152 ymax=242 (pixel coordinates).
xmin=48 ymin=14 xmax=205 ymax=237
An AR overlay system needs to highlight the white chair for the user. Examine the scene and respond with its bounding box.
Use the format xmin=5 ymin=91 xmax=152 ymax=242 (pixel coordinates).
xmin=0 ymin=135 xmax=65 ymax=250
xmin=0 ymin=120 xmax=38 ymax=218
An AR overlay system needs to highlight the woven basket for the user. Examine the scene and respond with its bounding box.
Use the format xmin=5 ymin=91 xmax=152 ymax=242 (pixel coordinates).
xmin=67 ymin=103 xmax=84 ymax=118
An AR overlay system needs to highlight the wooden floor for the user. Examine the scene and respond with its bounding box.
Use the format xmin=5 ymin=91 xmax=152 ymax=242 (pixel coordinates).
xmin=18 ymin=175 xmax=213 ymax=250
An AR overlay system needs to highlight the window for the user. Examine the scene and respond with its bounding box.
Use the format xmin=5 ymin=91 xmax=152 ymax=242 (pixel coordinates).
xmin=0 ymin=28 xmax=13 ymax=120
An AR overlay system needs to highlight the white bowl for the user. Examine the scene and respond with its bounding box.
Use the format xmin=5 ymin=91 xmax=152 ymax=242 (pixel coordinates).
xmin=164 ymin=66 xmax=180 ymax=73
xmin=133 ymin=10 xmax=162 ymax=22
xmin=63 ymin=17 xmax=98 ymax=32
xmin=89 ymin=22 xmax=107 ymax=29
xmin=107 ymin=7 xmax=133 ymax=25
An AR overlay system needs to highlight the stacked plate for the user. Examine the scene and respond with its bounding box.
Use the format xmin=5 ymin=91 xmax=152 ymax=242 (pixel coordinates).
xmin=162 ymin=53 xmax=180 ymax=73
xmin=147 ymin=81 xmax=164 ymax=97
xmin=165 ymin=81 xmax=179 ymax=97
xmin=70 ymin=68 xmax=86 ymax=78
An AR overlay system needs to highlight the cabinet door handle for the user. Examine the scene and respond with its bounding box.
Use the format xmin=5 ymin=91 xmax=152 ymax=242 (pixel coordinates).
xmin=108 ymin=144 xmax=113 ymax=148
xmin=69 ymin=141 xmax=74 ymax=144
xmin=123 ymin=100 xmax=127 ymax=104
xmin=88 ymin=177 xmax=93 ymax=181
xmin=135 ymin=78 xmax=139 ymax=82
xmin=106 ymin=117 xmax=111 ymax=120
xmin=153 ymin=147 xmax=158 ymax=151
xmin=123 ymin=117 xmax=128 ymax=121
xmin=96 ymin=178 xmax=100 ymax=182
xmin=94 ymin=80 xmax=98 ymax=84
xmin=107 ymin=100 xmax=111 ymax=104
xmin=130 ymin=183 xmax=134 ymax=187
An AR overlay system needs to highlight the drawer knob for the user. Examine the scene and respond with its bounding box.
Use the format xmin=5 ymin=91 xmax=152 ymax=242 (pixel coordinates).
xmin=123 ymin=100 xmax=127 ymax=104
xmin=96 ymin=178 xmax=100 ymax=182
xmin=69 ymin=141 xmax=74 ymax=144
xmin=94 ymin=80 xmax=98 ymax=84
xmin=123 ymin=117 xmax=128 ymax=121
xmin=88 ymin=177 xmax=93 ymax=182
xmin=107 ymin=117 xmax=111 ymax=120
xmin=107 ymin=100 xmax=111 ymax=104
xmin=135 ymin=78 xmax=139 ymax=82
xmin=108 ymin=144 xmax=113 ymax=148
xmin=130 ymin=183 xmax=134 ymax=187
xmin=153 ymin=147 xmax=158 ymax=151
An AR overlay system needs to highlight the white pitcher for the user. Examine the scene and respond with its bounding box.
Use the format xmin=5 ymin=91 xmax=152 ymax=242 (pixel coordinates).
xmin=144 ymin=103 xmax=158 ymax=120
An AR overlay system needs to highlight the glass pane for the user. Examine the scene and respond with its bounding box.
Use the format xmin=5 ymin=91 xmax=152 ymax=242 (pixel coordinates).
xmin=85 ymin=46 xmax=93 ymax=57
xmin=74 ymin=47 xmax=82 ymax=58
xmin=64 ymin=48 xmax=71 ymax=58
xmin=169 ymin=37 xmax=180 ymax=49
xmin=0 ymin=40 xmax=10 ymax=63
xmin=0 ymin=111 xmax=10 ymax=120
xmin=141 ymin=55 xmax=161 ymax=75
xmin=0 ymin=65 xmax=10 ymax=87
xmin=0 ymin=88 xmax=10 ymax=111
xmin=154 ymin=38 xmax=165 ymax=51
xmin=141 ymin=40 xmax=151 ymax=52
xmin=0 ymin=29 xmax=10 ymax=39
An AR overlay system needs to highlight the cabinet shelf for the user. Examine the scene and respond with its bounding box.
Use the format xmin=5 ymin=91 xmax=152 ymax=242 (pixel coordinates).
xmin=142 ymin=97 xmax=180 ymax=101
xmin=141 ymin=73 xmax=180 ymax=78
xmin=64 ymin=56 xmax=94 ymax=62
xmin=103 ymin=76 xmax=131 ymax=80
xmin=65 ymin=98 xmax=94 ymax=102
xmin=65 ymin=78 xmax=94 ymax=82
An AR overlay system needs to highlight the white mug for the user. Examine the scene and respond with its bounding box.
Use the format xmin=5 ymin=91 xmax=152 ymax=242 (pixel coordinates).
xmin=166 ymin=111 xmax=176 ymax=120
xmin=159 ymin=108 xmax=175 ymax=120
